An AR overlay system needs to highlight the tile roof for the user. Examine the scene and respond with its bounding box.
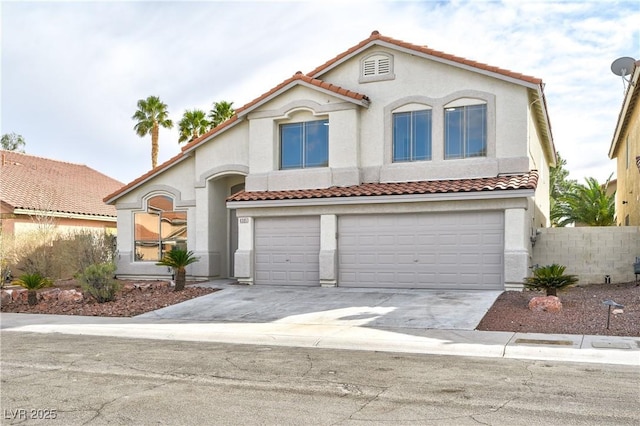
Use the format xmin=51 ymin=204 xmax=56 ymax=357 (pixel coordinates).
xmin=1 ymin=150 xmax=123 ymax=217
xmin=307 ymin=30 xmax=543 ymax=85
xmin=106 ymin=31 xmax=548 ymax=204
xmin=227 ymin=171 xmax=538 ymax=202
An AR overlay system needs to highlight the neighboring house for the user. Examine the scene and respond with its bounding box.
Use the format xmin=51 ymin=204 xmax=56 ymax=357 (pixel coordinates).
xmin=609 ymin=60 xmax=640 ymax=226
xmin=105 ymin=31 xmax=556 ymax=290
xmin=0 ymin=150 xmax=123 ymax=237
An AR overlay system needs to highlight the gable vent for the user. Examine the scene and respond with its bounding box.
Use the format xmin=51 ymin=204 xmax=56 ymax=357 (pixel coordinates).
xmin=360 ymin=53 xmax=395 ymax=83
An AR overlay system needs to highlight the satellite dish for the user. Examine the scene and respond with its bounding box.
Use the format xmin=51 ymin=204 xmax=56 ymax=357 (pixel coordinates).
xmin=610 ymin=56 xmax=636 ymax=77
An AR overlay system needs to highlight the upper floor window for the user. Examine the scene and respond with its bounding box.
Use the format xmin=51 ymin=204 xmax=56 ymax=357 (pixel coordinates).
xmin=134 ymin=195 xmax=187 ymax=262
xmin=280 ymin=119 xmax=328 ymax=169
xmin=360 ymin=52 xmax=395 ymax=83
xmin=393 ymin=109 xmax=432 ymax=162
xmin=445 ymin=100 xmax=487 ymax=159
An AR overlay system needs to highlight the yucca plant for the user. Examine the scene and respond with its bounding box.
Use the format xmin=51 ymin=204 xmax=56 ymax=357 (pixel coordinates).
xmin=156 ymin=249 xmax=199 ymax=292
xmin=524 ymin=264 xmax=578 ymax=297
xmin=15 ymin=273 xmax=52 ymax=305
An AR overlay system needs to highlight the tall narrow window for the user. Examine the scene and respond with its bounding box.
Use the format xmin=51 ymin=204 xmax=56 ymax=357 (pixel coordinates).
xmin=393 ymin=110 xmax=432 ymax=162
xmin=445 ymin=103 xmax=487 ymax=159
xmin=134 ymin=195 xmax=187 ymax=261
xmin=280 ymin=119 xmax=328 ymax=169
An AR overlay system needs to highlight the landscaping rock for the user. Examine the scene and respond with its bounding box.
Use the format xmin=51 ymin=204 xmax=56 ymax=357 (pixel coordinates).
xmin=1 ymin=290 xmax=12 ymax=305
xmin=58 ymin=289 xmax=84 ymax=303
xmin=528 ymin=296 xmax=563 ymax=313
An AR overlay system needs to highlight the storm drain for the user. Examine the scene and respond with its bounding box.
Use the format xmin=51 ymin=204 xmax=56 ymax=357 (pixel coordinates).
xmin=514 ymin=338 xmax=574 ymax=346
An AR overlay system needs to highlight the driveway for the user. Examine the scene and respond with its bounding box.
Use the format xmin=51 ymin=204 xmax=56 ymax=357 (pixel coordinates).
xmin=137 ymin=283 xmax=502 ymax=330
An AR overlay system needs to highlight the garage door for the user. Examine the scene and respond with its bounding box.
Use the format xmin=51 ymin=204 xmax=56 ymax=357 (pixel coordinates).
xmin=254 ymin=216 xmax=320 ymax=286
xmin=338 ymin=212 xmax=503 ymax=289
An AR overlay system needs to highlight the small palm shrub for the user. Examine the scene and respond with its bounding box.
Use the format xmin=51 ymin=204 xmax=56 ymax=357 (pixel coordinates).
xmin=524 ymin=264 xmax=578 ymax=296
xmin=78 ymin=262 xmax=120 ymax=303
xmin=156 ymin=249 xmax=199 ymax=292
xmin=15 ymin=273 xmax=52 ymax=305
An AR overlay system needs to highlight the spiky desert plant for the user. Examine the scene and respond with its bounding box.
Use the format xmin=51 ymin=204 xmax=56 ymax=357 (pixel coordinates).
xmin=156 ymin=249 xmax=199 ymax=292
xmin=524 ymin=264 xmax=578 ymax=297
xmin=15 ymin=273 xmax=52 ymax=305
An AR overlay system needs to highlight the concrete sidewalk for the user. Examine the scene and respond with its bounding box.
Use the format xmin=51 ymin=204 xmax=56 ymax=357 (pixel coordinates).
xmin=2 ymin=281 xmax=639 ymax=366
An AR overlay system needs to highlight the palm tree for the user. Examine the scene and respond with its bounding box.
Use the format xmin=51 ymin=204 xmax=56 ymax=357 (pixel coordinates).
xmin=132 ymin=96 xmax=174 ymax=169
xmin=178 ymin=109 xmax=210 ymax=144
xmin=156 ymin=249 xmax=199 ymax=292
xmin=15 ymin=273 xmax=51 ymax=305
xmin=208 ymin=100 xmax=235 ymax=129
xmin=558 ymin=175 xmax=616 ymax=226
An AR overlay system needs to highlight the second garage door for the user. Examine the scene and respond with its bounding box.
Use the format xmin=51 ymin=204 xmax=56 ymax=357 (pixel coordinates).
xmin=254 ymin=216 xmax=320 ymax=286
xmin=338 ymin=212 xmax=504 ymax=290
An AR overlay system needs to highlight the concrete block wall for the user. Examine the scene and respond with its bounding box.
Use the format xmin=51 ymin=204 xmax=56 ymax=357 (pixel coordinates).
xmin=532 ymin=226 xmax=640 ymax=285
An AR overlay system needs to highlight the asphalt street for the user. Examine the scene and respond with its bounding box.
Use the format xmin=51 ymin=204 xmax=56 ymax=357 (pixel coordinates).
xmin=1 ymin=332 xmax=639 ymax=425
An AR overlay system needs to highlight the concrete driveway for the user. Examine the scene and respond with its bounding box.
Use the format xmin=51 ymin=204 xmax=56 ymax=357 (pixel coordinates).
xmin=138 ymin=283 xmax=502 ymax=330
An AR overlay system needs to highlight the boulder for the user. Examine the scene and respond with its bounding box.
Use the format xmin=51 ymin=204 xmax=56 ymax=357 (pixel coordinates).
xmin=528 ymin=296 xmax=562 ymax=313
xmin=40 ymin=288 xmax=61 ymax=302
xmin=12 ymin=289 xmax=27 ymax=302
xmin=58 ymin=289 xmax=84 ymax=303
xmin=1 ymin=290 xmax=12 ymax=305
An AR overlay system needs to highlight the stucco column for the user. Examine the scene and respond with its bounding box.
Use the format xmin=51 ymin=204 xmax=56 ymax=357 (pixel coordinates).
xmin=319 ymin=214 xmax=338 ymax=287
xmin=191 ymin=186 xmax=212 ymax=278
xmin=504 ymin=208 xmax=530 ymax=290
xmin=234 ymin=216 xmax=254 ymax=285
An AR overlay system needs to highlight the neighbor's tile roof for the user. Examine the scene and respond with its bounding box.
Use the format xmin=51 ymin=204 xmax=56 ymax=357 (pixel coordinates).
xmin=1 ymin=150 xmax=123 ymax=217
xmin=227 ymin=171 xmax=538 ymax=202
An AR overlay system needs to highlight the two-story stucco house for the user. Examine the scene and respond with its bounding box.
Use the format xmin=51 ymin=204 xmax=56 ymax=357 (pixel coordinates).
xmin=105 ymin=31 xmax=556 ymax=291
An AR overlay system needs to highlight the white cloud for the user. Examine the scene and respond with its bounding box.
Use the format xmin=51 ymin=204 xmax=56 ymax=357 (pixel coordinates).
xmin=2 ymin=0 xmax=639 ymax=185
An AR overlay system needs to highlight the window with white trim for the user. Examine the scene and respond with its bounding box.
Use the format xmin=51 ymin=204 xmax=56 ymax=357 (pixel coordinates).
xmin=444 ymin=99 xmax=487 ymax=159
xmin=393 ymin=106 xmax=432 ymax=162
xmin=280 ymin=119 xmax=329 ymax=169
xmin=134 ymin=195 xmax=187 ymax=261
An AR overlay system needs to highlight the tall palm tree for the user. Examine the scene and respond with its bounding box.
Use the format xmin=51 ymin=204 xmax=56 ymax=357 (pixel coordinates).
xmin=208 ymin=100 xmax=235 ymax=129
xmin=132 ymin=96 xmax=174 ymax=169
xmin=178 ymin=109 xmax=210 ymax=144
xmin=558 ymin=175 xmax=616 ymax=226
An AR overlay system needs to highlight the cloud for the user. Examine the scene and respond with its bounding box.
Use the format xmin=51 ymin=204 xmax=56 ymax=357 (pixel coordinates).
xmin=2 ymin=0 xmax=639 ymax=185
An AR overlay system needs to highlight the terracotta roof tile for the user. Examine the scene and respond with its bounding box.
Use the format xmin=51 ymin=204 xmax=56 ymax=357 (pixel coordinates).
xmin=1 ymin=150 xmax=123 ymax=217
xmin=227 ymin=171 xmax=538 ymax=202
xmin=307 ymin=30 xmax=543 ymax=85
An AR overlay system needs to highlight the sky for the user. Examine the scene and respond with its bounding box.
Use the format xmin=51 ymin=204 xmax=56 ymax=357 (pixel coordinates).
xmin=2 ymin=0 xmax=639 ymax=186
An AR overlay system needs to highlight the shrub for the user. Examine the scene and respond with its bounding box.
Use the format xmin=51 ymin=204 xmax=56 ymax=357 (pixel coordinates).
xmin=524 ymin=264 xmax=579 ymax=297
xmin=15 ymin=273 xmax=52 ymax=305
xmin=78 ymin=262 xmax=120 ymax=303
xmin=156 ymin=249 xmax=199 ymax=292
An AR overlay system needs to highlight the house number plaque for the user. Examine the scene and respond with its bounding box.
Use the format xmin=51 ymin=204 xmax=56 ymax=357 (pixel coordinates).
xmin=238 ymin=217 xmax=249 ymax=224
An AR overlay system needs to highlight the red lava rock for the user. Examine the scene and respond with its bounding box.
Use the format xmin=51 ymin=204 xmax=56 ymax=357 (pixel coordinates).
xmin=1 ymin=280 xmax=217 ymax=317
xmin=528 ymin=296 xmax=563 ymax=313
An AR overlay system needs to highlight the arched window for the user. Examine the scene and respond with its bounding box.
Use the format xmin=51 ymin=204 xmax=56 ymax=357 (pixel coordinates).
xmin=134 ymin=195 xmax=187 ymax=261
xmin=444 ymin=98 xmax=487 ymax=159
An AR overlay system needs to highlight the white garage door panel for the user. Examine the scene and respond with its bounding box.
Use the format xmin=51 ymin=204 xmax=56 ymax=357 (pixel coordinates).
xmin=338 ymin=212 xmax=504 ymax=290
xmin=255 ymin=217 xmax=320 ymax=286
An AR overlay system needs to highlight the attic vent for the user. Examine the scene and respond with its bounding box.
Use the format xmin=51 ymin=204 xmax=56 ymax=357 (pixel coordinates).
xmin=360 ymin=53 xmax=395 ymax=83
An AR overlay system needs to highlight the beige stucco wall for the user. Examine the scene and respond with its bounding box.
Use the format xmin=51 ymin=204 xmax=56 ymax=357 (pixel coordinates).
xmin=613 ymin=97 xmax=640 ymax=226
xmin=532 ymin=226 xmax=640 ymax=284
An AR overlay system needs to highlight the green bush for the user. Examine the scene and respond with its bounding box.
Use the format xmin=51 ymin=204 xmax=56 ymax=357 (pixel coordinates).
xmin=78 ymin=262 xmax=120 ymax=303
xmin=524 ymin=264 xmax=579 ymax=297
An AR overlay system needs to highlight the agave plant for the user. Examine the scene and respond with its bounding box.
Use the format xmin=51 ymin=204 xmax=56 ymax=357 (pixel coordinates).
xmin=524 ymin=264 xmax=578 ymax=297
xmin=156 ymin=249 xmax=199 ymax=292
xmin=15 ymin=273 xmax=52 ymax=305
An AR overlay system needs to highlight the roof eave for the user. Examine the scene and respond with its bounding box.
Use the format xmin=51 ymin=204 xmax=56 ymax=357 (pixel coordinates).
xmin=609 ymin=63 xmax=640 ymax=159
